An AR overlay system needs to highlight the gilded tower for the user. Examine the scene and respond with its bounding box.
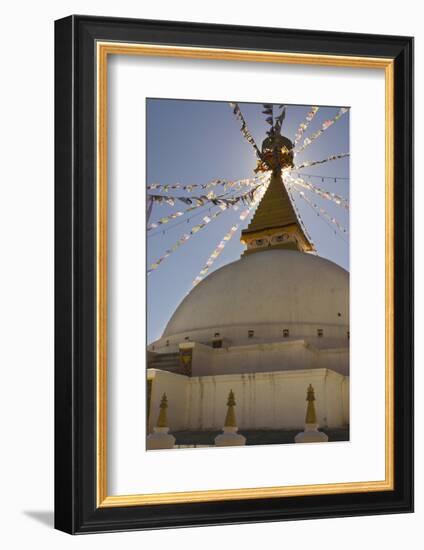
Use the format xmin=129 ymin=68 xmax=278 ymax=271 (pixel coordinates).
xmin=241 ymin=125 xmax=314 ymax=255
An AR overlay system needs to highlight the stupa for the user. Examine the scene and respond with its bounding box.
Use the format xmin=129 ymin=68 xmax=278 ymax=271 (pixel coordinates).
xmin=147 ymin=122 xmax=349 ymax=439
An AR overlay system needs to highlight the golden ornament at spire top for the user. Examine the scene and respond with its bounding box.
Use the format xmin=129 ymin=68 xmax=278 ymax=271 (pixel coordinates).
xmin=241 ymin=106 xmax=314 ymax=255
xmin=255 ymin=132 xmax=294 ymax=173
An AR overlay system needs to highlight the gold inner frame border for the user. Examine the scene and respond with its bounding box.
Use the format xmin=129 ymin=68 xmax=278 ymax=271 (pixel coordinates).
xmin=96 ymin=42 xmax=394 ymax=507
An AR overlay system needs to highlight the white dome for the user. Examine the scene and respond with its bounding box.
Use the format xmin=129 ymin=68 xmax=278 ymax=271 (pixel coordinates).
xmin=156 ymin=250 xmax=349 ymax=348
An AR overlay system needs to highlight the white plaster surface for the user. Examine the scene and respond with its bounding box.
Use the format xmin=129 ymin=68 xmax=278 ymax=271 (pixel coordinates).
xmin=159 ymin=249 xmax=349 ymax=346
xmin=147 ymin=368 xmax=348 ymax=431
xmin=187 ymin=340 xmax=349 ymax=377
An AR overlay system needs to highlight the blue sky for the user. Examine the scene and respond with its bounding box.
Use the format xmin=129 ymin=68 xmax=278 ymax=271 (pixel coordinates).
xmin=146 ymin=99 xmax=349 ymax=343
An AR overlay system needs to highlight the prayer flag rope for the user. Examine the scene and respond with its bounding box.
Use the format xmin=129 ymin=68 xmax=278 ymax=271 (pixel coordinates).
xmin=229 ymin=102 xmax=263 ymax=159
xmin=295 ymin=152 xmax=350 ymax=171
xmin=148 ymin=180 xmax=266 ymax=208
xmin=286 ymin=175 xmax=349 ymax=210
xmin=223 ymin=174 xmax=270 ymax=191
xmin=148 ymin=191 xmax=218 ymax=208
xmin=191 ymin=177 xmax=270 ymax=286
xmin=147 ymin=182 xmax=267 ymax=231
xmin=291 ymin=172 xmax=349 ymax=182
xmin=283 ymin=177 xmax=315 ymax=246
xmin=263 ymin=104 xmax=286 ymax=134
xmin=147 ymin=209 xmax=226 ymax=274
xmin=148 ymin=180 xmax=225 ymax=193
xmin=147 ymin=176 xmax=265 ymax=193
xmin=294 ymin=106 xmax=319 ymax=146
xmin=274 ymin=106 xmax=286 ymax=134
xmin=146 ymin=196 xmax=154 ymax=223
xmin=147 ymin=205 xmax=199 ymax=231
xmin=295 ymin=107 xmax=348 ymax=154
xmin=147 ymin=179 xmax=270 ymax=274
xmin=289 ymin=185 xmax=348 ymax=236
xmin=192 ymin=225 xmax=239 ymax=286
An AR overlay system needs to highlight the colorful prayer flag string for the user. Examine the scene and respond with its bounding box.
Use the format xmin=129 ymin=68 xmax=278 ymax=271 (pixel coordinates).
xmin=146 ymin=196 xmax=153 ymax=223
xmin=147 ymin=209 xmax=226 ymax=274
xmin=224 ymin=174 xmax=270 ymax=191
xmin=147 ymin=205 xmax=199 ymax=231
xmin=286 ymin=175 xmax=349 ymax=210
xmin=192 ymin=225 xmax=239 ymax=286
xmin=294 ymin=106 xmax=319 ymax=146
xmin=148 ymin=181 xmax=270 ymax=232
xmin=147 ymin=177 xmax=270 ymax=274
xmin=229 ymin=102 xmax=263 ymax=159
xmin=295 ymin=107 xmax=348 ymax=154
xmin=148 ymin=180 xmax=267 ymax=209
xmin=191 ymin=176 xmax=271 ymax=286
xmin=148 ymin=180 xmax=224 ymax=193
xmin=291 ymin=172 xmax=349 ymax=182
xmin=294 ymin=152 xmax=350 ymax=171
xmin=147 ymin=176 xmax=265 ymax=193
xmin=283 ymin=176 xmax=315 ymax=246
xmin=289 ymin=184 xmax=348 ymax=236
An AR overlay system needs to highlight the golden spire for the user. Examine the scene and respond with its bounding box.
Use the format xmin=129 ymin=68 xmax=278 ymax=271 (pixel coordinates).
xmin=242 ymin=122 xmax=314 ymax=255
xmin=305 ymin=384 xmax=318 ymax=424
xmin=241 ymin=170 xmax=313 ymax=254
xmin=156 ymin=393 xmax=169 ymax=428
xmin=224 ymin=389 xmax=237 ymax=428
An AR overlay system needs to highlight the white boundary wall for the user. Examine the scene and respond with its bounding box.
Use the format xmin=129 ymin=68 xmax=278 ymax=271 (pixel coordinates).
xmin=147 ymin=368 xmax=349 ymax=432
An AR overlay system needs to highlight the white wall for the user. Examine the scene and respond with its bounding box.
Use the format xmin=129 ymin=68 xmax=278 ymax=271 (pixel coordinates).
xmin=0 ymin=1 xmax=421 ymax=549
xmin=189 ymin=340 xmax=349 ymax=377
xmin=148 ymin=369 xmax=189 ymax=431
xmin=148 ymin=367 xmax=347 ymax=430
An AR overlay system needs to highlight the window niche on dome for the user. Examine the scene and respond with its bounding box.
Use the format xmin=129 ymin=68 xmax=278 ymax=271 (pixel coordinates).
xmin=212 ymin=332 xmax=223 ymax=348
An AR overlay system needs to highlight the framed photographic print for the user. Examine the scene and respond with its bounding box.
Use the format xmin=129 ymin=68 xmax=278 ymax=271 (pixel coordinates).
xmin=54 ymin=15 xmax=413 ymax=533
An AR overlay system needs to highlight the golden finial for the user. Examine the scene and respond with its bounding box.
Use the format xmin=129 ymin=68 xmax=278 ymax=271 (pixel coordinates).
xmin=305 ymin=384 xmax=317 ymax=424
xmin=224 ymin=389 xmax=237 ymax=428
xmin=156 ymin=393 xmax=169 ymax=428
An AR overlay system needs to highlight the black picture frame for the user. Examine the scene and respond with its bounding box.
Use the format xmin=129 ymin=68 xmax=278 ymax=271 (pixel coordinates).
xmin=55 ymin=15 xmax=414 ymax=534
